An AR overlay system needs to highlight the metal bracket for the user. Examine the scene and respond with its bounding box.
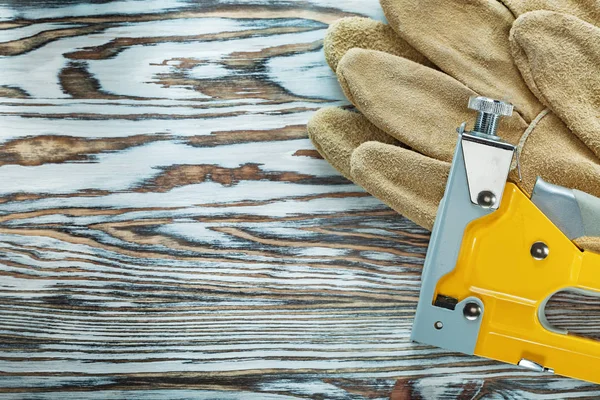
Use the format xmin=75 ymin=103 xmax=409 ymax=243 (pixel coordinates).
xmin=461 ymin=133 xmax=515 ymax=209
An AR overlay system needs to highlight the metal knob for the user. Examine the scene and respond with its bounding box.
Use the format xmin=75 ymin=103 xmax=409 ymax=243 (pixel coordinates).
xmin=468 ymin=96 xmax=514 ymax=136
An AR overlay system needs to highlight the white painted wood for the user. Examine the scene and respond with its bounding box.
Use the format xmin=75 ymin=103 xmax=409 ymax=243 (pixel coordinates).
xmin=0 ymin=1 xmax=597 ymax=399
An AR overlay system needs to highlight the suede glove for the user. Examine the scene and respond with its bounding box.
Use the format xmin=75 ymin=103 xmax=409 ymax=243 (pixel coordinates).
xmin=308 ymin=1 xmax=600 ymax=251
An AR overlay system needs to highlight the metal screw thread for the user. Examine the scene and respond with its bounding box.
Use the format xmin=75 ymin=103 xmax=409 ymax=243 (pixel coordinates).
xmin=474 ymin=112 xmax=500 ymax=136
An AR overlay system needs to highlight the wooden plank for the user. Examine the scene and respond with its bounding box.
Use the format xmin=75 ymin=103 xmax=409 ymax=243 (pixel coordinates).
xmin=0 ymin=1 xmax=598 ymax=398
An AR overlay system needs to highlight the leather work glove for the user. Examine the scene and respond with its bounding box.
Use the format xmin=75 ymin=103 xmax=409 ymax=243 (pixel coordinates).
xmin=307 ymin=1 xmax=600 ymax=251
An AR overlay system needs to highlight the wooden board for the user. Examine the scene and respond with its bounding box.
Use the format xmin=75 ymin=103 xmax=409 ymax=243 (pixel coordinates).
xmin=0 ymin=1 xmax=599 ymax=398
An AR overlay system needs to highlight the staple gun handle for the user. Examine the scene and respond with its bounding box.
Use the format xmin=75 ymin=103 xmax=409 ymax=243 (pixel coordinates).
xmin=532 ymin=178 xmax=600 ymax=243
xmin=531 ymin=179 xmax=600 ymax=334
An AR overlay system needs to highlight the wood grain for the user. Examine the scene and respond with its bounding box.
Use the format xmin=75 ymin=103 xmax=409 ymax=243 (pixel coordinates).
xmin=0 ymin=1 xmax=598 ymax=399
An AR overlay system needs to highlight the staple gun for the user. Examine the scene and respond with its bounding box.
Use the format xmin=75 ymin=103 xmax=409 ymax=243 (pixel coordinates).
xmin=411 ymin=96 xmax=600 ymax=384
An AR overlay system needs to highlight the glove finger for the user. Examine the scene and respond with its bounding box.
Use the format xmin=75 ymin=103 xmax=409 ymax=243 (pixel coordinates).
xmin=324 ymin=16 xmax=434 ymax=72
xmin=510 ymin=11 xmax=600 ymax=159
xmin=337 ymin=48 xmax=528 ymax=162
xmin=307 ymin=107 xmax=399 ymax=180
xmin=574 ymin=237 xmax=600 ymax=254
xmin=380 ymin=0 xmax=543 ymax=122
xmin=351 ymin=141 xmax=450 ymax=230
xmin=500 ymin=0 xmax=600 ymax=26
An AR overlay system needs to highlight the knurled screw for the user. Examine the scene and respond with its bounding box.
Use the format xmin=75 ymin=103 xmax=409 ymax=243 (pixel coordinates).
xmin=468 ymin=96 xmax=514 ymax=136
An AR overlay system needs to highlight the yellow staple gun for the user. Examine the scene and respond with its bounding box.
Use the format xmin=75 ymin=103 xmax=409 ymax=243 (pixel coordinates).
xmin=411 ymin=96 xmax=600 ymax=384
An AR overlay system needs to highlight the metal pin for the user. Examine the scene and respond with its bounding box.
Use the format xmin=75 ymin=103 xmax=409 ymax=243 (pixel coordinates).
xmin=463 ymin=303 xmax=482 ymax=321
xmin=518 ymin=359 xmax=554 ymax=374
xmin=477 ymin=191 xmax=496 ymax=208
xmin=531 ymin=242 xmax=549 ymax=260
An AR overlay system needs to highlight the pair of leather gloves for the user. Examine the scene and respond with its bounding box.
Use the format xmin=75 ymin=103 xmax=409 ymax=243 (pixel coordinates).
xmin=308 ymin=0 xmax=600 ymax=251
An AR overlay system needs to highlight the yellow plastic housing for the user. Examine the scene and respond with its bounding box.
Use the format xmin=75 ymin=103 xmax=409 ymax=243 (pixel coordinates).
xmin=436 ymin=183 xmax=600 ymax=383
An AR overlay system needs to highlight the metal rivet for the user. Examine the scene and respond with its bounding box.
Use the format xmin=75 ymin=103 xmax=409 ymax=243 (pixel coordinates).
xmin=477 ymin=190 xmax=496 ymax=208
xmin=434 ymin=321 xmax=443 ymax=330
xmin=463 ymin=303 xmax=481 ymax=321
xmin=531 ymin=242 xmax=549 ymax=260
